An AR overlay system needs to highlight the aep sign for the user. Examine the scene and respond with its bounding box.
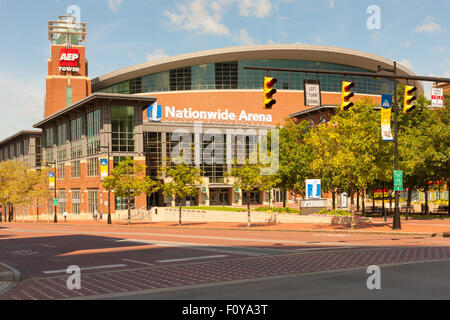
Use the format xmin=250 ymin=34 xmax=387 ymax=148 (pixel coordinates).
xmin=59 ymin=48 xmax=80 ymax=72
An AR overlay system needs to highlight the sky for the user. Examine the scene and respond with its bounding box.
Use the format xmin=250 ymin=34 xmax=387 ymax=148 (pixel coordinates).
xmin=0 ymin=0 xmax=449 ymax=139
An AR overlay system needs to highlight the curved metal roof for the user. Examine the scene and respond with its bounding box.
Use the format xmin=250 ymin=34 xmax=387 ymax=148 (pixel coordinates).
xmin=92 ymin=44 xmax=423 ymax=93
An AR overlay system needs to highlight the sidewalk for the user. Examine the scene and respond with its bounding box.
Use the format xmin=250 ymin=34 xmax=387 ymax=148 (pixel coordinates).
xmin=6 ymin=217 xmax=450 ymax=237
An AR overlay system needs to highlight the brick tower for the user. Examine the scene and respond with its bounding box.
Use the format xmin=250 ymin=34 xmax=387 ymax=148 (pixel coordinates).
xmin=45 ymin=15 xmax=91 ymax=118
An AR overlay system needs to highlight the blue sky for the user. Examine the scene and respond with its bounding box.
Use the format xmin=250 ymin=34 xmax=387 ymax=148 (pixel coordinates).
xmin=0 ymin=0 xmax=449 ymax=138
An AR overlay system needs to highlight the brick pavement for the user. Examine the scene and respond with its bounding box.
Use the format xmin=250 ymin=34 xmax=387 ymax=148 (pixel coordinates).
xmin=2 ymin=246 xmax=450 ymax=300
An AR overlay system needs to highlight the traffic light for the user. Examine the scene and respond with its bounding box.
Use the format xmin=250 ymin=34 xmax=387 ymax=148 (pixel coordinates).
xmin=341 ymin=81 xmax=355 ymax=111
xmin=264 ymin=76 xmax=277 ymax=109
xmin=404 ymin=85 xmax=417 ymax=114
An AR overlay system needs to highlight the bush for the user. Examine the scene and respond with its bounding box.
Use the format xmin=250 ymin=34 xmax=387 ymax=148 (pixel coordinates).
xmin=315 ymin=209 xmax=352 ymax=217
xmin=253 ymin=206 xmax=300 ymax=214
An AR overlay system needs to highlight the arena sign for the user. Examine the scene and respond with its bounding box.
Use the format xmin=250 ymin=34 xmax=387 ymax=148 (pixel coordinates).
xmin=59 ymin=48 xmax=80 ymax=72
xmin=165 ymin=106 xmax=273 ymax=123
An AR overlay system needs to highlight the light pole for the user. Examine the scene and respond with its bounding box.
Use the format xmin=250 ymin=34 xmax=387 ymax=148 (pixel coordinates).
xmin=97 ymin=143 xmax=112 ymax=225
xmin=46 ymin=161 xmax=57 ymax=223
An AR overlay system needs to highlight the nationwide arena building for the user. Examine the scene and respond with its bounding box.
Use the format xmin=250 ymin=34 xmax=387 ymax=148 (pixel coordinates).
xmin=0 ymin=15 xmax=423 ymax=219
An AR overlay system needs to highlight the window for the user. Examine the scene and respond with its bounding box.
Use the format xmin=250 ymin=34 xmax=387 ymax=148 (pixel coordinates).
xmin=115 ymin=196 xmax=135 ymax=210
xmin=113 ymin=156 xmax=132 ymax=168
xmin=70 ymin=116 xmax=83 ymax=159
xmin=166 ymin=132 xmax=194 ymax=168
xmin=87 ymin=158 xmax=99 ymax=176
xmin=111 ymin=106 xmax=135 ymax=152
xmin=215 ymin=61 xmax=238 ymax=89
xmin=71 ymin=160 xmax=80 ymax=178
xmin=71 ymin=190 xmax=80 ymax=214
xmin=57 ymin=190 xmax=66 ymax=214
xmin=24 ymin=139 xmax=29 ymax=156
xmin=170 ymin=67 xmax=191 ymax=91
xmin=57 ymin=123 xmax=67 ymax=161
xmin=66 ymin=86 xmax=73 ymax=106
xmin=88 ymin=190 xmax=98 ymax=214
xmin=201 ymin=133 xmax=226 ymax=183
xmin=45 ymin=127 xmax=54 ymax=163
xmin=87 ymin=109 xmax=101 ymax=155
xmin=144 ymin=132 xmax=162 ymax=178
xmin=57 ymin=163 xmax=65 ymax=179
xmin=35 ymin=137 xmax=42 ymax=167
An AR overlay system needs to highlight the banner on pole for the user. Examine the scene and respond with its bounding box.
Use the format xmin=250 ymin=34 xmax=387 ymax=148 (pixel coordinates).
xmin=381 ymin=94 xmax=394 ymax=141
xmin=100 ymin=159 xmax=108 ymax=181
xmin=49 ymin=172 xmax=55 ymax=190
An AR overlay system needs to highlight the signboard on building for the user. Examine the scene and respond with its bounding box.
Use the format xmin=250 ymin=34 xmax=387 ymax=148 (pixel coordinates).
xmin=100 ymin=159 xmax=108 ymax=181
xmin=59 ymin=48 xmax=80 ymax=72
xmin=431 ymin=88 xmax=444 ymax=108
xmin=304 ymin=80 xmax=322 ymax=107
xmin=147 ymin=101 xmax=162 ymax=122
xmin=306 ymin=179 xmax=321 ymax=199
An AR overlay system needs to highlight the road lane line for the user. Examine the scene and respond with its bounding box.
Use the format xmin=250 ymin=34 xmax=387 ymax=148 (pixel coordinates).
xmin=294 ymin=247 xmax=354 ymax=252
xmin=156 ymin=255 xmax=228 ymax=263
xmin=42 ymin=264 xmax=127 ymax=274
xmin=40 ymin=244 xmax=56 ymax=248
xmin=121 ymin=259 xmax=155 ymax=267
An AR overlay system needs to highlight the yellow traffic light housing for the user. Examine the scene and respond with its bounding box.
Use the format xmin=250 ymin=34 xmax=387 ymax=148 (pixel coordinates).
xmin=264 ymin=76 xmax=277 ymax=109
xmin=341 ymin=81 xmax=355 ymax=111
xmin=404 ymin=85 xmax=417 ymax=114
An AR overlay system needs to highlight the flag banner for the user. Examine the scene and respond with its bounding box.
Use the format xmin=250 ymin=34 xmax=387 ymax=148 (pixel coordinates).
xmin=49 ymin=172 xmax=55 ymax=190
xmin=381 ymin=94 xmax=393 ymax=141
xmin=100 ymin=158 xmax=108 ymax=181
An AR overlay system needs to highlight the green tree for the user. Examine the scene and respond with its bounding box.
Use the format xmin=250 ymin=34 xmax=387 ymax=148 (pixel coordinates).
xmin=226 ymin=161 xmax=272 ymax=228
xmin=103 ymin=157 xmax=158 ymax=224
xmin=160 ymin=162 xmax=203 ymax=226
xmin=276 ymin=119 xmax=313 ymax=207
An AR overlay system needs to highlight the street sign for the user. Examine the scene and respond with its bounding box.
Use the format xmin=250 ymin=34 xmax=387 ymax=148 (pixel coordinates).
xmin=53 ymin=198 xmax=58 ymax=206
xmin=304 ymin=80 xmax=322 ymax=107
xmin=394 ymin=170 xmax=403 ymax=192
xmin=431 ymin=87 xmax=444 ymax=108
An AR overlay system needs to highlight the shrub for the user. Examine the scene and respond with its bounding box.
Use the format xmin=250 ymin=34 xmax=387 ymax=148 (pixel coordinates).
xmin=254 ymin=206 xmax=300 ymax=214
xmin=315 ymin=209 xmax=352 ymax=217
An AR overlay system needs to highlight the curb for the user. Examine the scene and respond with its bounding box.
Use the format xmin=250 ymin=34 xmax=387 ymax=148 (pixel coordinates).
xmin=0 ymin=262 xmax=21 ymax=297
xmin=0 ymin=262 xmax=20 ymax=282
xmin=5 ymin=221 xmax=449 ymax=238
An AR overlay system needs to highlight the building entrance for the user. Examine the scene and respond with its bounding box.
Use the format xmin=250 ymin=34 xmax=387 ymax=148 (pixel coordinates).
xmin=210 ymin=188 xmax=231 ymax=206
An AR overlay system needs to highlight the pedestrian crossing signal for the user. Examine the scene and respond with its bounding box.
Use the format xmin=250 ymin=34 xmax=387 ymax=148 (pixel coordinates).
xmin=341 ymin=81 xmax=355 ymax=111
xmin=264 ymin=76 xmax=277 ymax=109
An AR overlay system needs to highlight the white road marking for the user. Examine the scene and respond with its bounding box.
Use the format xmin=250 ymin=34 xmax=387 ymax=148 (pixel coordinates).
xmin=121 ymin=259 xmax=155 ymax=267
xmin=113 ymin=239 xmax=266 ymax=256
xmin=294 ymin=247 xmax=354 ymax=252
xmin=157 ymin=255 xmax=228 ymax=263
xmin=42 ymin=264 xmax=127 ymax=274
xmin=40 ymin=244 xmax=56 ymax=248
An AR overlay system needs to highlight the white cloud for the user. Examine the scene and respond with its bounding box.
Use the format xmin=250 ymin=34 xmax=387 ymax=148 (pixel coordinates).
xmin=401 ymin=42 xmax=411 ymax=48
xmin=108 ymin=0 xmax=123 ymax=13
xmin=413 ymin=17 xmax=442 ymax=34
xmin=234 ymin=29 xmax=256 ymax=45
xmin=0 ymin=73 xmax=44 ymax=139
xmin=164 ymin=0 xmax=230 ymax=36
xmin=399 ymin=59 xmax=414 ymax=71
xmin=146 ymin=48 xmax=170 ymax=61
xmin=329 ymin=0 xmax=335 ymax=8
xmin=238 ymin=0 xmax=272 ymax=18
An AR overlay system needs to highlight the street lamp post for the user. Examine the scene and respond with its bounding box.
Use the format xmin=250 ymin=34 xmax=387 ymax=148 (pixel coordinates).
xmin=97 ymin=143 xmax=111 ymax=225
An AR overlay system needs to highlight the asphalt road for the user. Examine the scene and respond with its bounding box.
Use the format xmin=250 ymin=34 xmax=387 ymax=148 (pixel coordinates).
xmin=0 ymin=223 xmax=449 ymax=300
xmin=112 ymin=260 xmax=450 ymax=300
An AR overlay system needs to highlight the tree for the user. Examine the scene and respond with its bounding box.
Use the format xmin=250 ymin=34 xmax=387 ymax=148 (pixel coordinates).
xmin=226 ymin=161 xmax=272 ymax=228
xmin=102 ymin=157 xmax=157 ymax=224
xmin=159 ymin=162 xmax=203 ymax=226
xmin=276 ymin=119 xmax=313 ymax=207
xmin=324 ymin=99 xmax=388 ymax=228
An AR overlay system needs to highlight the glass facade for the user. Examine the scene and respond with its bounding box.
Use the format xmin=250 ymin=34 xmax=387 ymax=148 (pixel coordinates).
xmin=87 ymin=109 xmax=101 ymax=155
xmin=98 ymin=59 xmax=394 ymax=96
xmin=70 ymin=117 xmax=83 ymax=159
xmin=143 ymin=132 xmax=162 ymax=178
xmin=111 ymin=106 xmax=135 ymax=152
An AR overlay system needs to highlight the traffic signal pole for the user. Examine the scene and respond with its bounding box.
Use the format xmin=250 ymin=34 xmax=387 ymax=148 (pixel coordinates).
xmin=244 ymin=64 xmax=450 ymax=230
